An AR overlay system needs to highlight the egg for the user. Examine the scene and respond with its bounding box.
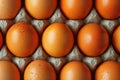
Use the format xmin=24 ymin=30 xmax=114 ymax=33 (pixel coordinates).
xmin=60 ymin=0 xmax=92 ymax=20
xmin=0 ymin=61 xmax=20 ymax=80
xmin=25 ymin=0 xmax=57 ymax=19
xmin=95 ymin=61 xmax=120 ymax=80
xmin=42 ymin=23 xmax=74 ymax=57
xmin=6 ymin=22 xmax=39 ymax=57
xmin=60 ymin=61 xmax=91 ymax=80
xmin=77 ymin=23 xmax=109 ymax=56
xmin=112 ymin=25 xmax=120 ymax=53
xmin=24 ymin=60 xmax=56 ymax=80
xmin=0 ymin=0 xmax=21 ymax=19
xmin=95 ymin=0 xmax=120 ymax=19
xmin=0 ymin=32 xmax=3 ymax=48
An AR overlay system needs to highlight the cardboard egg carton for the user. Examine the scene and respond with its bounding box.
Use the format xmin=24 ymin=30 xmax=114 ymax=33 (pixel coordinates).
xmin=0 ymin=7 xmax=120 ymax=79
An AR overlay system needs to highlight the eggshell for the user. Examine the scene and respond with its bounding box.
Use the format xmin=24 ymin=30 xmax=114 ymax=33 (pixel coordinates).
xmin=60 ymin=0 xmax=92 ymax=19
xmin=77 ymin=23 xmax=109 ymax=56
xmin=95 ymin=61 xmax=120 ymax=80
xmin=112 ymin=25 xmax=120 ymax=53
xmin=25 ymin=0 xmax=57 ymax=19
xmin=0 ymin=0 xmax=21 ymax=19
xmin=0 ymin=61 xmax=20 ymax=80
xmin=60 ymin=61 xmax=91 ymax=80
xmin=24 ymin=60 xmax=56 ymax=80
xmin=6 ymin=22 xmax=39 ymax=57
xmin=95 ymin=0 xmax=120 ymax=19
xmin=42 ymin=23 xmax=74 ymax=57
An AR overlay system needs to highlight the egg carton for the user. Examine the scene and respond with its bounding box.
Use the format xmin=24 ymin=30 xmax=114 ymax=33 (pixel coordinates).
xmin=0 ymin=6 xmax=120 ymax=80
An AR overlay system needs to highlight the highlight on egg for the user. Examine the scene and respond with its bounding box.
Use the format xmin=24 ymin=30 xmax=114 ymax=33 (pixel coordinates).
xmin=77 ymin=23 xmax=109 ymax=56
xmin=42 ymin=22 xmax=74 ymax=57
xmin=60 ymin=0 xmax=93 ymax=19
xmin=95 ymin=61 xmax=120 ymax=80
xmin=60 ymin=61 xmax=92 ymax=80
xmin=0 ymin=61 xmax=20 ymax=80
xmin=0 ymin=0 xmax=21 ymax=19
xmin=112 ymin=25 xmax=120 ymax=53
xmin=95 ymin=0 xmax=120 ymax=19
xmin=24 ymin=60 xmax=56 ymax=80
xmin=25 ymin=0 xmax=57 ymax=19
xmin=6 ymin=22 xmax=39 ymax=57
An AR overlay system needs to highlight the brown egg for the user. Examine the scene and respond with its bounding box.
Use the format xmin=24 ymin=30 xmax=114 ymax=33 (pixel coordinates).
xmin=95 ymin=61 xmax=120 ymax=80
xmin=42 ymin=23 xmax=74 ymax=57
xmin=60 ymin=61 xmax=91 ymax=80
xmin=95 ymin=0 xmax=120 ymax=19
xmin=25 ymin=0 xmax=57 ymax=19
xmin=60 ymin=0 xmax=92 ymax=19
xmin=6 ymin=22 xmax=39 ymax=57
xmin=112 ymin=25 xmax=120 ymax=53
xmin=0 ymin=61 xmax=20 ymax=80
xmin=0 ymin=0 xmax=21 ymax=19
xmin=0 ymin=32 xmax=3 ymax=48
xmin=24 ymin=60 xmax=56 ymax=80
xmin=77 ymin=23 xmax=109 ymax=56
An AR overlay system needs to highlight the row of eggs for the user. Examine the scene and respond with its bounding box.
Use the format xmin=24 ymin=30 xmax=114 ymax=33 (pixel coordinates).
xmin=0 ymin=0 xmax=120 ymax=20
xmin=0 ymin=0 xmax=120 ymax=80
xmin=0 ymin=60 xmax=120 ymax=80
xmin=0 ymin=22 xmax=119 ymax=57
